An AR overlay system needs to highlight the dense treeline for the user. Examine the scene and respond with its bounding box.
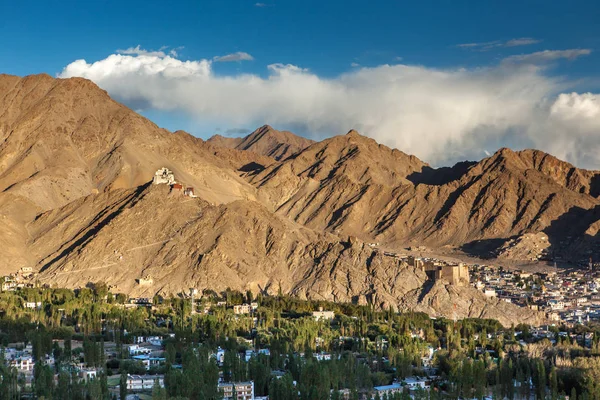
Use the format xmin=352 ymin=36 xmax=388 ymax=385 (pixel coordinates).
xmin=1 ymin=285 xmax=600 ymax=398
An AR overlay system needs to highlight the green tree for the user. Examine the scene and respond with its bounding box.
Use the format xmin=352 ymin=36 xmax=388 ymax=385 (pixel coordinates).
xmin=120 ymin=371 xmax=128 ymax=400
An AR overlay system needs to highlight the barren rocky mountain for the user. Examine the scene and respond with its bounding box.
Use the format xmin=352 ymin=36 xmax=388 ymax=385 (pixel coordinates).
xmin=248 ymin=136 xmax=600 ymax=261
xmin=208 ymin=125 xmax=314 ymax=161
xmin=0 ymin=74 xmax=260 ymax=269
xmin=4 ymin=73 xmax=600 ymax=325
xmin=25 ymin=181 xmax=542 ymax=326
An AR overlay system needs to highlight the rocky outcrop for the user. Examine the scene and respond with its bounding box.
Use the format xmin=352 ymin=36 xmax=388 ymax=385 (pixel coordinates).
xmin=208 ymin=125 xmax=314 ymax=161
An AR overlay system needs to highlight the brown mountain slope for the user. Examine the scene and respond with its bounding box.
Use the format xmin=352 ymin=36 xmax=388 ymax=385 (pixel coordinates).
xmin=30 ymin=183 xmax=542 ymax=326
xmin=0 ymin=74 xmax=260 ymax=209
xmin=0 ymin=74 xmax=264 ymax=271
xmin=208 ymin=125 xmax=314 ymax=161
xmin=515 ymin=149 xmax=600 ymax=194
xmin=1 ymin=73 xmax=593 ymax=325
xmin=247 ymin=132 xmax=600 ymax=258
xmin=205 ymin=134 xmax=242 ymax=149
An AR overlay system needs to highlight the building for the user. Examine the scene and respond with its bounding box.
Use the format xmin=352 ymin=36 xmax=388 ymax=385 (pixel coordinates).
xmin=312 ymin=307 xmax=335 ymax=321
xmin=214 ymin=347 xmax=226 ymax=365
xmin=184 ymin=187 xmax=197 ymax=198
xmin=441 ymin=264 xmax=469 ymax=285
xmin=126 ymin=374 xmax=164 ymax=391
xmin=137 ymin=277 xmax=154 ymax=286
xmin=128 ymin=345 xmax=152 ymax=356
xmin=2 ymin=279 xmax=17 ymax=292
xmin=413 ymin=259 xmax=469 ymax=286
xmin=218 ymin=381 xmax=255 ymax=400
xmin=548 ymin=299 xmax=565 ymax=310
xmin=403 ymin=376 xmax=429 ymax=390
xmin=132 ymin=355 xmax=166 ymax=370
xmin=245 ymin=349 xmax=270 ymax=362
xmin=24 ymin=301 xmax=42 ymax=309
xmin=372 ymin=383 xmax=403 ymax=398
xmin=9 ymin=357 xmax=34 ymax=372
xmin=233 ymin=304 xmax=252 ymax=315
xmin=153 ymin=168 xmax=176 ymax=185
xmin=79 ymin=368 xmax=98 ymax=381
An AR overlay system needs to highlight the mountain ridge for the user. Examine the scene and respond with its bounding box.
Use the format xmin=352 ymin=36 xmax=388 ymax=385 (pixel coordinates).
xmin=4 ymin=73 xmax=600 ymax=326
xmin=207 ymin=124 xmax=314 ymax=161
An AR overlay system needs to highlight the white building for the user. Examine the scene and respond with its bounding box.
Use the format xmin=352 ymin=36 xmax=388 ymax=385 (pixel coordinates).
xmin=153 ymin=168 xmax=176 ymax=185
xmin=403 ymin=376 xmax=429 ymax=390
xmin=233 ymin=304 xmax=252 ymax=315
xmin=214 ymin=347 xmax=226 ymax=366
xmin=128 ymin=344 xmax=152 ymax=356
xmin=79 ymin=368 xmax=98 ymax=381
xmin=24 ymin=301 xmax=42 ymax=309
xmin=126 ymin=374 xmax=164 ymax=391
xmin=10 ymin=357 xmax=34 ymax=372
xmin=218 ymin=381 xmax=254 ymax=400
xmin=312 ymin=307 xmax=335 ymax=321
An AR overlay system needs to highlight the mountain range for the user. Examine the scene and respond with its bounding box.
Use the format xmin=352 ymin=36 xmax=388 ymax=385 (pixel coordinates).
xmin=3 ymin=73 xmax=600 ymax=325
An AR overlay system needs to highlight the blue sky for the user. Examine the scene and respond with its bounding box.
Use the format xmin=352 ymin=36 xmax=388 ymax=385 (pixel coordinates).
xmin=3 ymin=1 xmax=599 ymax=78
xmin=2 ymin=0 xmax=600 ymax=166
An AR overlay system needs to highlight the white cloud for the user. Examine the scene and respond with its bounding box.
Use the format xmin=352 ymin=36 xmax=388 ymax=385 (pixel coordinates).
xmin=267 ymin=63 xmax=308 ymax=75
xmin=255 ymin=2 xmax=267 ymax=7
xmin=457 ymin=40 xmax=501 ymax=49
xmin=502 ymin=49 xmax=592 ymax=64
xmin=59 ymin=50 xmax=600 ymax=168
xmin=529 ymin=93 xmax=600 ymax=165
xmin=458 ymin=37 xmax=541 ymax=51
xmin=117 ymin=45 xmax=185 ymax=59
xmin=117 ymin=45 xmax=167 ymax=57
xmin=213 ymin=52 xmax=254 ymax=62
xmin=169 ymin=46 xmax=184 ymax=57
xmin=505 ymin=37 xmax=542 ymax=47
xmin=351 ymin=62 xmax=360 ymax=67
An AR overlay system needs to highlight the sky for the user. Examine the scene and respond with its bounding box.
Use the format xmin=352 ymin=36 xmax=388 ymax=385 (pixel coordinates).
xmin=2 ymin=0 xmax=600 ymax=167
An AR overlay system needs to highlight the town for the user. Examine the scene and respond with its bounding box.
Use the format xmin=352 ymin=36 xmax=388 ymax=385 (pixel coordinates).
xmin=0 ymin=277 xmax=599 ymax=399
xmin=1 ymin=168 xmax=600 ymax=399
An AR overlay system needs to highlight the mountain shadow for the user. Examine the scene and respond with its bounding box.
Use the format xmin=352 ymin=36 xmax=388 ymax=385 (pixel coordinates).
xmin=407 ymin=161 xmax=476 ymax=186
xmin=460 ymin=238 xmax=510 ymax=259
xmin=542 ymin=205 xmax=600 ymax=265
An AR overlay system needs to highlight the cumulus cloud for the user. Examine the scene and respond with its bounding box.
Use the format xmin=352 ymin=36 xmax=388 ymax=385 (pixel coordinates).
xmin=59 ymin=50 xmax=600 ymax=168
xmin=213 ymin=52 xmax=254 ymax=62
xmin=502 ymin=49 xmax=592 ymax=64
xmin=458 ymin=37 xmax=541 ymax=51
xmin=530 ymin=92 xmax=600 ymax=165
